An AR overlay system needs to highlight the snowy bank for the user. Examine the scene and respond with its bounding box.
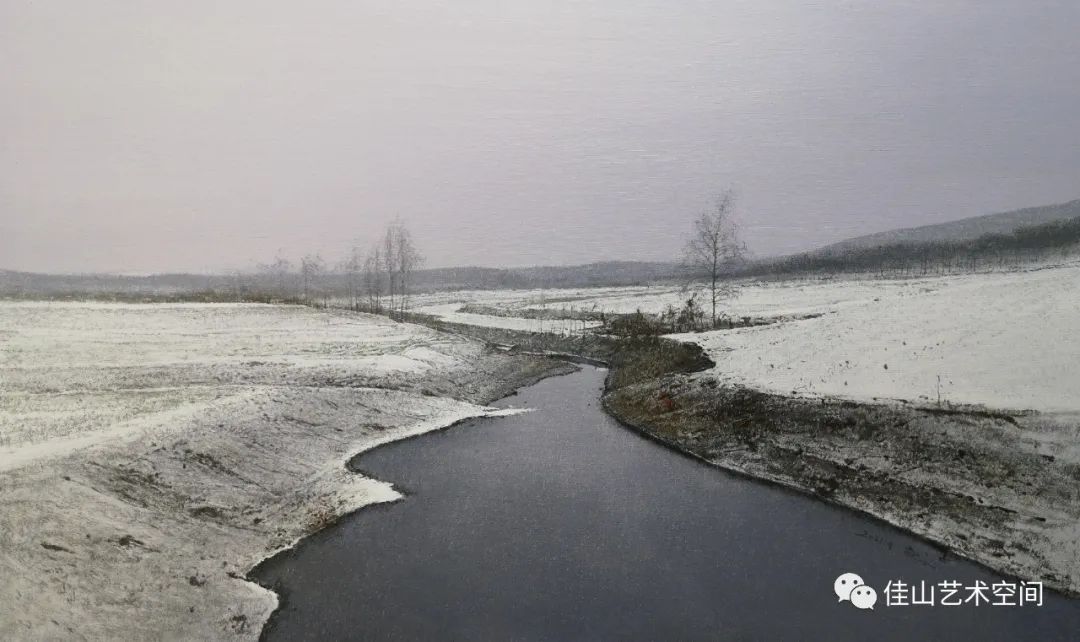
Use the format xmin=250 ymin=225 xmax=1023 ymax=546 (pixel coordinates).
xmin=0 ymin=302 xmax=566 ymax=639
xmin=412 ymin=264 xmax=1080 ymax=414
xmin=668 ymin=264 xmax=1080 ymax=414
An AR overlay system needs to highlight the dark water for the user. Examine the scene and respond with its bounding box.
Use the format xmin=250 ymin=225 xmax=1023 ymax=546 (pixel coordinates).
xmin=255 ymin=366 xmax=1080 ymax=641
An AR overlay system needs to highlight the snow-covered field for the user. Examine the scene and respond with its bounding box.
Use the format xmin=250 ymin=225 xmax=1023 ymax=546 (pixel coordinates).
xmin=414 ymin=263 xmax=1080 ymax=414
xmin=414 ymin=302 xmax=599 ymax=335
xmin=0 ymin=302 xmax=548 ymax=639
xmin=3 ymin=265 xmax=1076 ymax=637
xmin=412 ymin=279 xmax=897 ymax=323
xmin=0 ymin=302 xmax=476 ymax=466
xmin=407 ymin=288 xmax=605 ymax=334
xmin=676 ymin=266 xmax=1080 ymax=413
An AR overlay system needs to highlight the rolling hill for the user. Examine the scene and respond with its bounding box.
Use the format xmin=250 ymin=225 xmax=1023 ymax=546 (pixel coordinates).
xmin=819 ymin=199 xmax=1080 ymax=253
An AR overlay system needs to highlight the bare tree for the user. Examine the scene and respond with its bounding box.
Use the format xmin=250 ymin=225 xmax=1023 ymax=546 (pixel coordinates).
xmin=683 ymin=190 xmax=745 ymax=327
xmin=257 ymin=253 xmax=294 ymax=299
xmin=392 ymin=222 xmax=423 ymax=319
xmin=342 ymin=243 xmax=365 ymax=310
xmin=382 ymin=227 xmax=397 ymax=316
xmin=362 ymin=245 xmax=384 ymax=312
xmin=229 ymin=270 xmax=245 ymax=302
xmin=299 ymin=253 xmax=325 ymax=304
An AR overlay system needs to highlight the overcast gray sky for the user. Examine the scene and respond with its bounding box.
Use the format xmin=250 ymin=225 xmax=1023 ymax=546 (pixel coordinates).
xmin=2 ymin=1 xmax=1078 ymax=274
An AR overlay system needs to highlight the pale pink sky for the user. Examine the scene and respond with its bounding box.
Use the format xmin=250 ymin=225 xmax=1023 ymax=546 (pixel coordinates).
xmin=2 ymin=1 xmax=1078 ymax=273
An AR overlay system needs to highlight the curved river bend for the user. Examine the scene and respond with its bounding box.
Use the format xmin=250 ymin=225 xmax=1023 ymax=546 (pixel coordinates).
xmin=255 ymin=366 xmax=1080 ymax=640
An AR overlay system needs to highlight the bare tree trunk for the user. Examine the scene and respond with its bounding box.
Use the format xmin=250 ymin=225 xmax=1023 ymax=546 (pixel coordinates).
xmin=710 ymin=261 xmax=717 ymax=327
xmin=683 ymin=190 xmax=743 ymax=330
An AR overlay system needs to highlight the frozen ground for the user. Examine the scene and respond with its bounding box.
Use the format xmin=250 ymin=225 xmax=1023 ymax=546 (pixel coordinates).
xmin=414 ymin=302 xmax=599 ymax=335
xmin=419 ymin=263 xmax=1080 ymax=414
xmin=407 ymin=288 xmax=606 ymax=334
xmin=0 ymin=302 xmax=562 ymax=639
xmin=669 ymin=265 xmax=1080 ymax=414
xmin=0 ymin=302 xmax=476 ymax=463
xmin=411 ymin=279 xmax=904 ymax=324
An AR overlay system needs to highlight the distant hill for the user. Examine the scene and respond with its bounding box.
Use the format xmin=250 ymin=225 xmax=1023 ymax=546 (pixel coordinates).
xmin=820 ymin=199 xmax=1080 ymax=254
xmin=8 ymin=199 xmax=1079 ymax=299
xmin=0 ymin=261 xmax=690 ymax=300
xmin=744 ymin=199 xmax=1080 ymax=278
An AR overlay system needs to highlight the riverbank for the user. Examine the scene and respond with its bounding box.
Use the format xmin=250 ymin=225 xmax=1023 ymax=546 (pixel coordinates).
xmin=253 ymin=363 xmax=1080 ymax=640
xmin=5 ymin=301 xmax=1075 ymax=638
xmin=607 ymin=377 xmax=1080 ymax=596
xmin=414 ymin=318 xmax=1080 ymax=596
xmin=0 ymin=302 xmax=573 ymax=639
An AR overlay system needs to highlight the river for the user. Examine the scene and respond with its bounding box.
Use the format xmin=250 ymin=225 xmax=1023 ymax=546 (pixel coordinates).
xmin=254 ymin=365 xmax=1080 ymax=640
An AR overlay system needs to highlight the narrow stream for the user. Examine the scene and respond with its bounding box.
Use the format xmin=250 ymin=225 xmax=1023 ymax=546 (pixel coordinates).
xmin=255 ymin=366 xmax=1080 ymax=640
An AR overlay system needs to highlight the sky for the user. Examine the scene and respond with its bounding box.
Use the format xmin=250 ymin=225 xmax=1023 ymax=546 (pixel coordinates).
xmin=2 ymin=1 xmax=1079 ymax=274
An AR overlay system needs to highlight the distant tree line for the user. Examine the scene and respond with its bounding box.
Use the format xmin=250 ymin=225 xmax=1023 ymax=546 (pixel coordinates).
xmin=14 ymin=208 xmax=1075 ymax=306
xmin=742 ymin=215 xmax=1080 ymax=278
xmin=253 ymin=220 xmax=424 ymax=319
xmin=0 ymin=260 xmax=697 ymax=302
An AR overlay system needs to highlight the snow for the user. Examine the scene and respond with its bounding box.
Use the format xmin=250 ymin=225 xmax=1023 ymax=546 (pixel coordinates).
xmin=409 ymin=280 xmax=902 ymax=329
xmin=4 ymin=265 xmax=1077 ymax=638
xmin=0 ymin=302 xmax=476 ymax=462
xmin=414 ymin=302 xmax=599 ymax=335
xmin=412 ymin=264 xmax=1080 ymax=413
xmin=669 ymin=265 xmax=1080 ymax=413
xmin=0 ymin=301 xmax=542 ymax=639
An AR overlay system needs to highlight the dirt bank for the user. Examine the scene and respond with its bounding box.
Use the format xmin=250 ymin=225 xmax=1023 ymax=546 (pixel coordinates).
xmin=606 ymin=376 xmax=1080 ymax=596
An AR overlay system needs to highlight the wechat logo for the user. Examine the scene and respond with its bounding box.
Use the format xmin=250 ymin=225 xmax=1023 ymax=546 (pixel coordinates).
xmin=835 ymin=572 xmax=877 ymax=610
